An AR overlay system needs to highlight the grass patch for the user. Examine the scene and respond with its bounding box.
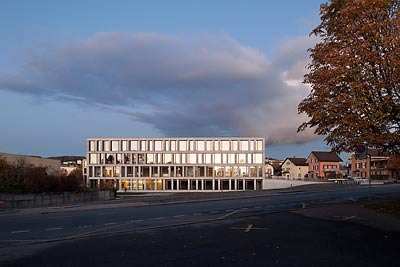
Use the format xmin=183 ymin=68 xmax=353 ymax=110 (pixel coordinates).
xmin=365 ymin=200 xmax=400 ymax=218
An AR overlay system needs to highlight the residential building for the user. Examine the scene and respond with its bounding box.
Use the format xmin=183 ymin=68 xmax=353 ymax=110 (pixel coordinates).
xmin=351 ymin=149 xmax=399 ymax=181
xmin=86 ymin=137 xmax=265 ymax=192
xmin=281 ymin=157 xmax=308 ymax=180
xmin=265 ymin=160 xmax=274 ymax=178
xmin=265 ymin=157 xmax=283 ymax=177
xmin=307 ymin=151 xmax=342 ymax=179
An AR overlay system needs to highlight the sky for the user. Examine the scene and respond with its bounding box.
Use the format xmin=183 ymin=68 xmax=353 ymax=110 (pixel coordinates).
xmin=0 ymin=0 xmax=338 ymax=160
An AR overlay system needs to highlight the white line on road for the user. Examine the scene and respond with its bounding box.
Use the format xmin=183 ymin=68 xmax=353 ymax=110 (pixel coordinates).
xmin=218 ymin=210 xmax=238 ymax=220
xmin=11 ymin=230 xmax=30 ymax=234
xmin=78 ymin=225 xmax=92 ymax=228
xmin=151 ymin=217 xmax=166 ymax=220
xmin=130 ymin=219 xmax=144 ymax=223
xmin=45 ymin=227 xmax=63 ymax=231
xmin=174 ymin=215 xmax=185 ymax=218
xmin=105 ymin=222 xmax=117 ymax=226
xmin=210 ymin=211 xmax=219 ymax=214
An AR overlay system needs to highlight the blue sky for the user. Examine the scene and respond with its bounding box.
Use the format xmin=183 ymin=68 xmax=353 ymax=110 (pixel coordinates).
xmin=0 ymin=0 xmax=337 ymax=160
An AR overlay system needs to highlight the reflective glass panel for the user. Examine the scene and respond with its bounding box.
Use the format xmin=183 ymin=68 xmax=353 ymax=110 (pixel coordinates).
xmin=140 ymin=141 xmax=147 ymax=151
xmin=155 ymin=140 xmax=162 ymax=151
xmin=197 ymin=140 xmax=205 ymax=151
xmin=257 ymin=140 xmax=263 ymax=151
xmin=205 ymin=154 xmax=212 ymax=164
xmin=240 ymin=140 xmax=248 ymax=151
xmin=111 ymin=141 xmax=119 ymax=151
xmin=221 ymin=140 xmax=229 ymax=151
xmin=179 ymin=141 xmax=187 ymax=151
xmin=104 ymin=141 xmax=110 ymax=151
xmin=231 ymin=140 xmax=238 ymax=151
xmin=130 ymin=141 xmax=138 ymax=151
xmin=254 ymin=154 xmax=263 ymax=164
xmin=122 ymin=141 xmax=128 ymax=151
xmin=238 ymin=154 xmax=246 ymax=164
xmin=214 ymin=154 xmax=221 ymax=164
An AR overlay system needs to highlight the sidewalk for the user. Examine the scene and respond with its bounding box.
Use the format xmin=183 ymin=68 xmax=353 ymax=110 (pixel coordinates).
xmin=294 ymin=200 xmax=400 ymax=232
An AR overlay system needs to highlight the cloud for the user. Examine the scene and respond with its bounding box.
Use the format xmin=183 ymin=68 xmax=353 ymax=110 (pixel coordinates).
xmin=0 ymin=32 xmax=318 ymax=144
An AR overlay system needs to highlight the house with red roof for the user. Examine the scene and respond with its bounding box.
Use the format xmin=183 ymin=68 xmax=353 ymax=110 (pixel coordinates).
xmin=307 ymin=151 xmax=342 ymax=179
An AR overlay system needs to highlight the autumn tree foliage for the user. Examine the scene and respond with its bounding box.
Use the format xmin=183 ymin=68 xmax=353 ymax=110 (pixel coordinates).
xmin=0 ymin=157 xmax=84 ymax=193
xmin=298 ymin=0 xmax=400 ymax=153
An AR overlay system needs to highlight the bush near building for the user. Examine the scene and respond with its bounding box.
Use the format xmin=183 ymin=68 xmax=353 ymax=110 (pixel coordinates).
xmin=0 ymin=157 xmax=84 ymax=193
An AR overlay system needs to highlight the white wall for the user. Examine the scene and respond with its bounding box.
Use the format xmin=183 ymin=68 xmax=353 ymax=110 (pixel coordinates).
xmin=263 ymin=178 xmax=324 ymax=189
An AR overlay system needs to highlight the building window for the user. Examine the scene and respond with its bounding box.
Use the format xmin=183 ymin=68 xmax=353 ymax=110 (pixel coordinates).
xmin=221 ymin=140 xmax=230 ymax=151
xmin=130 ymin=141 xmax=138 ymax=151
xmin=111 ymin=141 xmax=119 ymax=151
xmin=240 ymin=140 xmax=249 ymax=151
xmin=256 ymin=140 xmax=263 ymax=151
xmin=155 ymin=140 xmax=162 ymax=151
xmin=231 ymin=140 xmax=238 ymax=151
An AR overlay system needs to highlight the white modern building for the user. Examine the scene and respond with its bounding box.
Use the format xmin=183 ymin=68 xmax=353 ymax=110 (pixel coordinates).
xmin=86 ymin=137 xmax=265 ymax=192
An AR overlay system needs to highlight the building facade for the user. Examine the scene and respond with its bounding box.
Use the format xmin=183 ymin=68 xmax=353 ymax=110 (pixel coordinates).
xmin=281 ymin=158 xmax=308 ymax=180
xmin=351 ymin=149 xmax=399 ymax=180
xmin=86 ymin=137 xmax=265 ymax=192
xmin=307 ymin=151 xmax=342 ymax=179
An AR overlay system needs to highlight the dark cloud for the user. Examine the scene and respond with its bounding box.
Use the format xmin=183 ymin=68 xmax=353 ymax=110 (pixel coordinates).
xmin=0 ymin=32 xmax=318 ymax=144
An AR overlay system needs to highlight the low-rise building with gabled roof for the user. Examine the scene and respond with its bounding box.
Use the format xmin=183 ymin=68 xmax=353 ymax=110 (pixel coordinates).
xmin=307 ymin=151 xmax=342 ymax=179
xmin=281 ymin=157 xmax=308 ymax=180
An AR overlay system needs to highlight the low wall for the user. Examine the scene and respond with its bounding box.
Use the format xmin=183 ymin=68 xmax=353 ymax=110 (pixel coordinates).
xmin=263 ymin=178 xmax=325 ymax=190
xmin=0 ymin=190 xmax=115 ymax=209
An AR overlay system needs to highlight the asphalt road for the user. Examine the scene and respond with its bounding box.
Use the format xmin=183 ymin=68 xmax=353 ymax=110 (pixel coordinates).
xmin=1 ymin=184 xmax=400 ymax=266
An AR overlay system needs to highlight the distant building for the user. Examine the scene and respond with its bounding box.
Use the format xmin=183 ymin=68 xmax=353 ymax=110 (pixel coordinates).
xmin=265 ymin=160 xmax=274 ymax=178
xmin=86 ymin=137 xmax=265 ymax=192
xmin=265 ymin=157 xmax=284 ymax=177
xmin=0 ymin=152 xmax=61 ymax=174
xmin=307 ymin=151 xmax=342 ymax=179
xmin=281 ymin=158 xmax=308 ymax=180
xmin=350 ymin=149 xmax=399 ymax=181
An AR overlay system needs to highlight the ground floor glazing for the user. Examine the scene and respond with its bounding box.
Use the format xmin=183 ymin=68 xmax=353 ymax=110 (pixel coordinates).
xmin=88 ymin=178 xmax=263 ymax=191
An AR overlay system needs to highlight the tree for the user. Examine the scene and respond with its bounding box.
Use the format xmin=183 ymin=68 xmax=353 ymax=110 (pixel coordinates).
xmin=298 ymin=0 xmax=400 ymax=153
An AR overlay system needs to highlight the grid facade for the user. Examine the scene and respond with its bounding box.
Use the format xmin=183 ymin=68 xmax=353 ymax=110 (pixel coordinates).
xmin=86 ymin=137 xmax=265 ymax=192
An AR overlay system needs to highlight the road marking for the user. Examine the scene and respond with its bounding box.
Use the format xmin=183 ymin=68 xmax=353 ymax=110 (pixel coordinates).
xmin=151 ymin=217 xmax=165 ymax=220
xmin=11 ymin=230 xmax=30 ymax=234
xmin=245 ymin=224 xmax=253 ymax=232
xmin=210 ymin=211 xmax=220 ymax=214
xmin=218 ymin=210 xmax=238 ymax=220
xmin=225 ymin=209 xmax=233 ymax=212
xmin=240 ymin=207 xmax=249 ymax=210
xmin=340 ymin=215 xmax=357 ymax=221
xmin=174 ymin=215 xmax=185 ymax=218
xmin=230 ymin=224 xmax=269 ymax=233
xmin=105 ymin=222 xmax=117 ymax=226
xmin=130 ymin=219 xmax=144 ymax=223
xmin=78 ymin=225 xmax=92 ymax=228
xmin=45 ymin=227 xmax=63 ymax=231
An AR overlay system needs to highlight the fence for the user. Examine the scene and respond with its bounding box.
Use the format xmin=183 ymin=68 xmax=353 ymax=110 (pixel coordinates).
xmin=0 ymin=190 xmax=115 ymax=209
